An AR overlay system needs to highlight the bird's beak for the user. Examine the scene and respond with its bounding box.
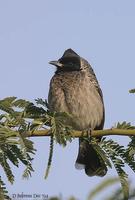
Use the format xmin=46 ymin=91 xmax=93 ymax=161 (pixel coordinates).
xmin=49 ymin=61 xmax=63 ymax=67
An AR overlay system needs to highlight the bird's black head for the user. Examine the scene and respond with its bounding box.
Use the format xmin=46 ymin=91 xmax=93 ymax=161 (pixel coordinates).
xmin=49 ymin=49 xmax=81 ymax=73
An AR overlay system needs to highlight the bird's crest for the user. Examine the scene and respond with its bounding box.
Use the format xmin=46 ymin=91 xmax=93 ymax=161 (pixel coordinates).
xmin=61 ymin=49 xmax=79 ymax=59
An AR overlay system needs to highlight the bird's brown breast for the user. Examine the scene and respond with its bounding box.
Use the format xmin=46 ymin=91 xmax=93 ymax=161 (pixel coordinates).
xmin=48 ymin=70 xmax=104 ymax=131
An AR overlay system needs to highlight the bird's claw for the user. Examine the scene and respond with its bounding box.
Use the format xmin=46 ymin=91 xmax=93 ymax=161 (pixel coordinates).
xmin=86 ymin=128 xmax=93 ymax=142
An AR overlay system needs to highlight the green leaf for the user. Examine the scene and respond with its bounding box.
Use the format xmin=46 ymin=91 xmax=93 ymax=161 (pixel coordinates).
xmin=0 ymin=176 xmax=11 ymax=200
xmin=22 ymin=162 xmax=34 ymax=179
xmin=45 ymin=135 xmax=54 ymax=179
xmin=92 ymin=142 xmax=112 ymax=169
xmin=12 ymin=99 xmax=30 ymax=108
xmin=101 ymin=139 xmax=129 ymax=200
xmin=35 ymin=98 xmax=48 ymax=108
xmin=116 ymin=121 xmax=135 ymax=129
xmin=129 ymin=88 xmax=135 ymax=93
xmin=0 ymin=151 xmax=14 ymax=184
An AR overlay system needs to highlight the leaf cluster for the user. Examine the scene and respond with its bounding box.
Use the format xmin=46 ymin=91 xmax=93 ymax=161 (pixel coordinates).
xmin=95 ymin=122 xmax=135 ymax=200
xmin=1 ymin=97 xmax=135 ymax=200
xmin=0 ymin=97 xmax=36 ymax=198
xmin=0 ymin=97 xmax=73 ymax=198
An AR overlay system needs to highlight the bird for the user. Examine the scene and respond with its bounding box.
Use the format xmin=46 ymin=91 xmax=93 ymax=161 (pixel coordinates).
xmin=48 ymin=48 xmax=107 ymax=177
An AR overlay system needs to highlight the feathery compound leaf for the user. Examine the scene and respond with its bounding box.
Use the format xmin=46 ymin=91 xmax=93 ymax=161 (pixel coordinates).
xmin=0 ymin=127 xmax=35 ymax=181
xmin=25 ymin=102 xmax=46 ymax=118
xmin=0 ymin=97 xmax=17 ymax=104
xmin=12 ymin=99 xmax=31 ymax=108
xmin=0 ymin=97 xmax=30 ymax=112
xmin=4 ymin=147 xmax=19 ymax=167
xmin=9 ymin=145 xmax=30 ymax=165
xmin=44 ymin=134 xmax=54 ymax=179
xmin=121 ymin=137 xmax=135 ymax=173
xmin=92 ymin=143 xmax=112 ymax=169
xmin=127 ymin=136 xmax=135 ymax=157
xmin=50 ymin=112 xmax=72 ymax=146
xmin=0 ymin=97 xmax=20 ymax=115
xmin=0 ymin=176 xmax=11 ymax=200
xmin=35 ymin=98 xmax=48 ymax=108
xmin=129 ymin=88 xmax=135 ymax=93
xmin=0 ymin=98 xmax=15 ymax=114
xmin=115 ymin=167 xmax=128 ymax=200
xmin=116 ymin=121 xmax=135 ymax=129
xmin=0 ymin=125 xmax=17 ymax=138
xmin=16 ymin=133 xmax=35 ymax=178
xmin=22 ymin=161 xmax=34 ymax=179
xmin=101 ymin=139 xmax=129 ymax=200
xmin=0 ymin=151 xmax=14 ymax=184
xmin=16 ymin=131 xmax=36 ymax=154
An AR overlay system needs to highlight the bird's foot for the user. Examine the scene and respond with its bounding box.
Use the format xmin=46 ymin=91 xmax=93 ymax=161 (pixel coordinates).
xmin=86 ymin=128 xmax=93 ymax=142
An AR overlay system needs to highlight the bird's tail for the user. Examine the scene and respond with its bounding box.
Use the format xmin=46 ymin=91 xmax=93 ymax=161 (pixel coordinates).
xmin=75 ymin=139 xmax=107 ymax=177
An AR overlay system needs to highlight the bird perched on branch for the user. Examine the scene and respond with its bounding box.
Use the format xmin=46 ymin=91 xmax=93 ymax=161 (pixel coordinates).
xmin=48 ymin=49 xmax=107 ymax=177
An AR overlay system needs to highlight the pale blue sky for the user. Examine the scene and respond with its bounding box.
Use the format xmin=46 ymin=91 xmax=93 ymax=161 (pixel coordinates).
xmin=0 ymin=1 xmax=135 ymax=199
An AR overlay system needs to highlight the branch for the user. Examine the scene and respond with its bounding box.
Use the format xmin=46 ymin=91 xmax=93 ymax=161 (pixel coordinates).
xmin=23 ymin=128 xmax=135 ymax=137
